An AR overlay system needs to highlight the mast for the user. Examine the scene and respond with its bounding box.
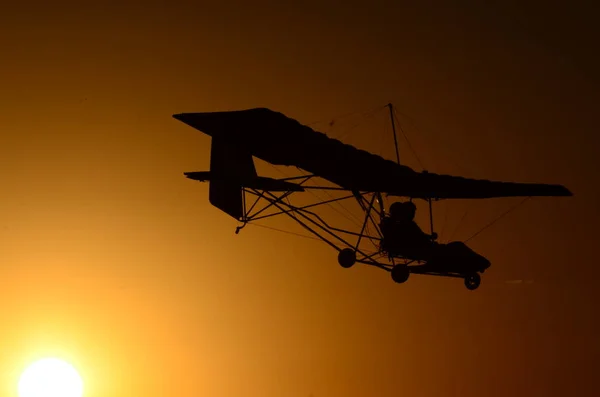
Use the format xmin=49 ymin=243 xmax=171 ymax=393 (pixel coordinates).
xmin=388 ymin=103 xmax=400 ymax=165
xmin=387 ymin=103 xmax=436 ymax=237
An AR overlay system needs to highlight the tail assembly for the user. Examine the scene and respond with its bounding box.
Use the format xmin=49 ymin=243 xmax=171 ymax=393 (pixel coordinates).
xmin=208 ymin=136 xmax=256 ymax=220
xmin=185 ymin=137 xmax=303 ymax=221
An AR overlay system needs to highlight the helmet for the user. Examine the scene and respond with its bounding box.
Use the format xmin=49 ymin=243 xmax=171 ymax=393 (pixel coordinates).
xmin=389 ymin=201 xmax=416 ymax=220
xmin=389 ymin=201 xmax=404 ymax=217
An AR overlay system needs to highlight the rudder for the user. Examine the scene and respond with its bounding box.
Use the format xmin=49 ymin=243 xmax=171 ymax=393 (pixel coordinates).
xmin=209 ymin=136 xmax=256 ymax=220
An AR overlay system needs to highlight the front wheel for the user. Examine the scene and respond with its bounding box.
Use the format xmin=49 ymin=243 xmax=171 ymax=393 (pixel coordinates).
xmin=464 ymin=273 xmax=481 ymax=290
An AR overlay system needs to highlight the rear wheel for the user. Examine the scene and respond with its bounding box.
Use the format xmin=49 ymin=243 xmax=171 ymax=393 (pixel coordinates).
xmin=464 ymin=273 xmax=481 ymax=290
xmin=391 ymin=265 xmax=410 ymax=284
xmin=338 ymin=248 xmax=356 ymax=268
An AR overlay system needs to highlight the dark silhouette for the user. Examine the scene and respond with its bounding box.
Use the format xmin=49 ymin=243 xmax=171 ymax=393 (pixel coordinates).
xmin=380 ymin=201 xmax=438 ymax=259
xmin=175 ymin=105 xmax=572 ymax=290
xmin=380 ymin=200 xmax=491 ymax=290
xmin=381 ymin=201 xmax=490 ymax=289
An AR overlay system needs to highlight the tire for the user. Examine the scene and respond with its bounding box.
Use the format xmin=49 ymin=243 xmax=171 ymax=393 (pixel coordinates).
xmin=391 ymin=265 xmax=410 ymax=284
xmin=464 ymin=273 xmax=481 ymax=290
xmin=338 ymin=248 xmax=356 ymax=268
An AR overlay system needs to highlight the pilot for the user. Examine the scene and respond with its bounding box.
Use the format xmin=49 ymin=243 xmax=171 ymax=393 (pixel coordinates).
xmin=381 ymin=201 xmax=437 ymax=258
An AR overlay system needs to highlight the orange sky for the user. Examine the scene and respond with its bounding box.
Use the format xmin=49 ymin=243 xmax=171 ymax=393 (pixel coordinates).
xmin=1 ymin=1 xmax=598 ymax=396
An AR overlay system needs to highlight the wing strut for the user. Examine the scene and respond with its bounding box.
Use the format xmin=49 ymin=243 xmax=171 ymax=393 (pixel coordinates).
xmin=388 ymin=103 xmax=400 ymax=165
xmin=428 ymin=198 xmax=435 ymax=235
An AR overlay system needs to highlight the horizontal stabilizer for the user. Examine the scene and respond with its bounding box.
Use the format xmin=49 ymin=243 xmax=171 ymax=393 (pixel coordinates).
xmin=184 ymin=172 xmax=304 ymax=192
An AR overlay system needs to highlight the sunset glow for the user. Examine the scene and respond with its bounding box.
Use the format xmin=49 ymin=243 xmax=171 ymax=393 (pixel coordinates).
xmin=18 ymin=358 xmax=83 ymax=397
xmin=1 ymin=2 xmax=597 ymax=397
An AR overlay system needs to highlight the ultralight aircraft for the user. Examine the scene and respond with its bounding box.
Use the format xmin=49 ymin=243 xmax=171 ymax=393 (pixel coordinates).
xmin=173 ymin=104 xmax=572 ymax=290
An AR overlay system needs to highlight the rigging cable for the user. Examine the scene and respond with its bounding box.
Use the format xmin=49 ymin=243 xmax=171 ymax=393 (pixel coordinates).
xmin=306 ymin=105 xmax=387 ymax=224
xmin=448 ymin=206 xmax=471 ymax=242
xmin=387 ymin=103 xmax=529 ymax=245
xmin=305 ymin=104 xmax=386 ymax=129
xmin=297 ymin=168 xmax=364 ymax=226
xmin=247 ymin=222 xmax=323 ymax=242
xmin=391 ymin=106 xmax=470 ymax=176
xmin=330 ymin=106 xmax=386 ymax=142
xmin=392 ymin=107 xmax=426 ymax=171
xmin=464 ymin=197 xmax=531 ymax=243
xmin=388 ymin=105 xmax=481 ymax=241
xmin=265 ymin=162 xmax=362 ymax=227
xmin=389 ymin=105 xmax=477 ymax=240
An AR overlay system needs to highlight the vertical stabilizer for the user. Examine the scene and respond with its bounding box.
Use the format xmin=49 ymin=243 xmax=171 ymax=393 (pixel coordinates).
xmin=209 ymin=136 xmax=256 ymax=220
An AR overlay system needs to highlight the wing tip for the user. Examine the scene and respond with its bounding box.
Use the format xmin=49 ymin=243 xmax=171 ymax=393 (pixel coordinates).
xmin=172 ymin=113 xmax=187 ymax=121
xmin=555 ymin=185 xmax=573 ymax=197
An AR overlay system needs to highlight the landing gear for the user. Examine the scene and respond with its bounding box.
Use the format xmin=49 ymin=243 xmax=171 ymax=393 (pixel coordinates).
xmin=391 ymin=264 xmax=410 ymax=283
xmin=338 ymin=248 xmax=356 ymax=268
xmin=464 ymin=273 xmax=481 ymax=290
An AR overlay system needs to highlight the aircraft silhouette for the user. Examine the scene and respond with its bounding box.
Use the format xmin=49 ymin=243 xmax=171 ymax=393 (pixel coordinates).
xmin=173 ymin=104 xmax=572 ymax=290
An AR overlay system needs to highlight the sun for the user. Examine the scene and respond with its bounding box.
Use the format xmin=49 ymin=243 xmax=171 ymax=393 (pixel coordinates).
xmin=18 ymin=357 xmax=84 ymax=397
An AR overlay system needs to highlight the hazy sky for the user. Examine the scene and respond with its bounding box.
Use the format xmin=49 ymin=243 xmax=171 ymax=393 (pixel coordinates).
xmin=1 ymin=1 xmax=598 ymax=396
